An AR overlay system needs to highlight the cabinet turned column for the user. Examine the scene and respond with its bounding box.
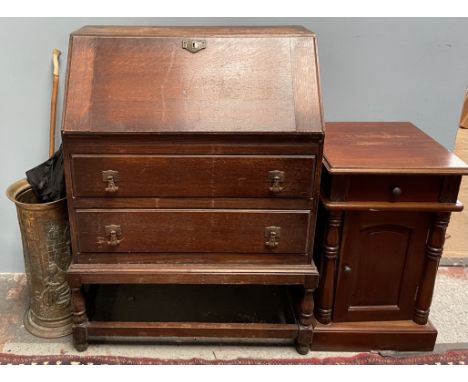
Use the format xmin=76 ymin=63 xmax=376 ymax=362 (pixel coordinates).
xmin=71 ymin=286 xmax=89 ymax=351
xmin=414 ymin=212 xmax=451 ymax=325
xmin=315 ymin=210 xmax=343 ymax=324
xmin=296 ymin=288 xmax=314 ymax=355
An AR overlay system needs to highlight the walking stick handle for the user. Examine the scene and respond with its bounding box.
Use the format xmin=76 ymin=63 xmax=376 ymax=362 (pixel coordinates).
xmin=52 ymin=49 xmax=61 ymax=76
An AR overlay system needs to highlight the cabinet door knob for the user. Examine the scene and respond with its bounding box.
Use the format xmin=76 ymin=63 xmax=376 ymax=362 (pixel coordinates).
xmin=343 ymin=265 xmax=352 ymax=273
xmin=391 ymin=186 xmax=402 ymax=200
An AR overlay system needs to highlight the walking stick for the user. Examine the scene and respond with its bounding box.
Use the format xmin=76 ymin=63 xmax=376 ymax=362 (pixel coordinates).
xmin=49 ymin=49 xmax=61 ymax=158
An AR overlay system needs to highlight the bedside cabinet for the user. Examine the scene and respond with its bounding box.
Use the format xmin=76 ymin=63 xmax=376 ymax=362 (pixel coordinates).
xmin=62 ymin=26 xmax=324 ymax=354
xmin=313 ymin=122 xmax=468 ymax=351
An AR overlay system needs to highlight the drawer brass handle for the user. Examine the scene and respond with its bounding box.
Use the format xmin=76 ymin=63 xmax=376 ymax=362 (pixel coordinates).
xmin=105 ymin=224 xmax=122 ymax=246
xmin=343 ymin=265 xmax=352 ymax=274
xmin=102 ymin=170 xmax=119 ymax=193
xmin=265 ymin=226 xmax=281 ymax=248
xmin=391 ymin=186 xmax=402 ymax=200
xmin=268 ymin=170 xmax=285 ymax=194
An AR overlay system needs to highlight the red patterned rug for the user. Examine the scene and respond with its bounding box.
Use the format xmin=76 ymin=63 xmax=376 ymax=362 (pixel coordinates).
xmin=0 ymin=349 xmax=467 ymax=365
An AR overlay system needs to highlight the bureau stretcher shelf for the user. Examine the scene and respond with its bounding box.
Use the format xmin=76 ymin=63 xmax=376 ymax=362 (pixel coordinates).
xmin=84 ymin=284 xmax=300 ymax=344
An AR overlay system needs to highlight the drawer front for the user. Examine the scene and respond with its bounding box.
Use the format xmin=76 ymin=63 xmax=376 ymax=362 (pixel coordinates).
xmin=71 ymin=155 xmax=315 ymax=198
xmin=76 ymin=210 xmax=310 ymax=254
xmin=346 ymin=175 xmax=443 ymax=202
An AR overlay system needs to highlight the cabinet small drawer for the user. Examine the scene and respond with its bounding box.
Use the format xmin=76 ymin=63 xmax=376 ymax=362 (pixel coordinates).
xmin=71 ymin=155 xmax=315 ymax=199
xmin=346 ymin=175 xmax=443 ymax=203
xmin=75 ymin=209 xmax=310 ymax=254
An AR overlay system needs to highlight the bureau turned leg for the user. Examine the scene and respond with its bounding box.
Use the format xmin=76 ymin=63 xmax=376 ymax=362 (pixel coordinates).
xmin=295 ymin=288 xmax=314 ymax=355
xmin=71 ymin=286 xmax=89 ymax=352
xmin=414 ymin=212 xmax=451 ymax=325
xmin=315 ymin=210 xmax=343 ymax=325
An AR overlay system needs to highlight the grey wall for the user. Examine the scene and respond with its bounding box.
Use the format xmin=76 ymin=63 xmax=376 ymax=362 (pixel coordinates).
xmin=1 ymin=18 xmax=467 ymax=272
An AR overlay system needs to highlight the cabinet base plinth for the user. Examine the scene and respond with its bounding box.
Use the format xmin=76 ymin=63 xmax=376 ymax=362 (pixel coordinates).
xmin=311 ymin=320 xmax=437 ymax=351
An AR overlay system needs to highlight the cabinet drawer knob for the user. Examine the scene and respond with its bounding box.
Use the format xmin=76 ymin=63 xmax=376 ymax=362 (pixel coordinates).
xmin=343 ymin=265 xmax=352 ymax=274
xmin=265 ymin=226 xmax=281 ymax=248
xmin=105 ymin=224 xmax=122 ymax=246
xmin=102 ymin=170 xmax=119 ymax=193
xmin=391 ymin=186 xmax=402 ymax=200
xmin=268 ymin=170 xmax=285 ymax=194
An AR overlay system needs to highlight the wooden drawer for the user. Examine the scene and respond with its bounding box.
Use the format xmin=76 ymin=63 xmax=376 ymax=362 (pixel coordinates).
xmin=346 ymin=175 xmax=443 ymax=203
xmin=76 ymin=209 xmax=310 ymax=254
xmin=71 ymin=155 xmax=316 ymax=198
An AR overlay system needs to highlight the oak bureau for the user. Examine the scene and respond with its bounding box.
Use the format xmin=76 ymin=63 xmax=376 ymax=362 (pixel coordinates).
xmin=62 ymin=26 xmax=324 ymax=353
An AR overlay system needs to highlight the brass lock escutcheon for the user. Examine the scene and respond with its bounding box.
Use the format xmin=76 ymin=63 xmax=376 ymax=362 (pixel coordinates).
xmin=102 ymin=170 xmax=119 ymax=193
xmin=268 ymin=170 xmax=285 ymax=193
xmin=265 ymin=226 xmax=281 ymax=249
xmin=182 ymin=39 xmax=206 ymax=53
xmin=105 ymin=224 xmax=122 ymax=247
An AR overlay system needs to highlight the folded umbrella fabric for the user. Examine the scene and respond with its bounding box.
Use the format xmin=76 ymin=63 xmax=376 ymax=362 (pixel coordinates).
xmin=25 ymin=144 xmax=65 ymax=203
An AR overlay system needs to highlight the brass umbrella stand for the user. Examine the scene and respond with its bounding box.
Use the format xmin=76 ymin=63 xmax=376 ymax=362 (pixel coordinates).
xmin=6 ymin=49 xmax=72 ymax=338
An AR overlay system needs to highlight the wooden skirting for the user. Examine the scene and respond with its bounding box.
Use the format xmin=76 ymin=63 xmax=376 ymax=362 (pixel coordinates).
xmin=311 ymin=320 xmax=437 ymax=351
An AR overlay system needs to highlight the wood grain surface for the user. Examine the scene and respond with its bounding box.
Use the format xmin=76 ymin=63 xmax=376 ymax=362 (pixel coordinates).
xmin=333 ymin=211 xmax=430 ymax=322
xmin=71 ymin=154 xmax=316 ymax=198
xmin=67 ymin=263 xmax=319 ymax=286
xmin=75 ymin=209 xmax=310 ymax=254
xmin=63 ymin=26 xmax=323 ymax=134
xmin=72 ymin=25 xmax=315 ymax=37
xmin=312 ymin=320 xmax=437 ymax=351
xmin=324 ymin=122 xmax=468 ymax=174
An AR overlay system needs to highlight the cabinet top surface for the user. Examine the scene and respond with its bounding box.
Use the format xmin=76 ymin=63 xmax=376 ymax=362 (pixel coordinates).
xmin=323 ymin=122 xmax=468 ymax=175
xmin=62 ymin=25 xmax=323 ymax=135
xmin=72 ymin=25 xmax=315 ymax=37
